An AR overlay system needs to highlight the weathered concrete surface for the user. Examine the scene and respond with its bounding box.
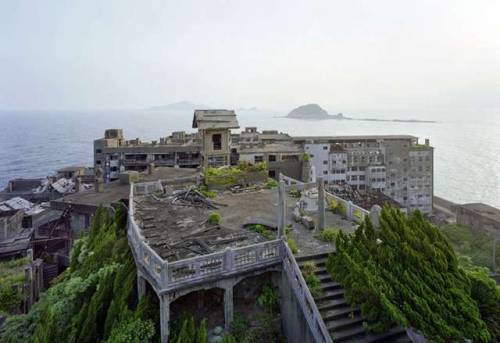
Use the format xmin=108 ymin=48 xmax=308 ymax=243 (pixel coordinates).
xmin=279 ymin=268 xmax=316 ymax=343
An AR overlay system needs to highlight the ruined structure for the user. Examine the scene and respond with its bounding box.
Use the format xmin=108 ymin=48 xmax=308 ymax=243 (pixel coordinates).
xmin=94 ymin=110 xmax=434 ymax=214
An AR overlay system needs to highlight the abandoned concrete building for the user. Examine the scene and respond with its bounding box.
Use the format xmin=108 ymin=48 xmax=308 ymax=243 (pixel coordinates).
xmin=94 ymin=110 xmax=433 ymax=214
xmin=294 ymin=136 xmax=433 ymax=214
xmin=127 ymin=169 xmax=417 ymax=342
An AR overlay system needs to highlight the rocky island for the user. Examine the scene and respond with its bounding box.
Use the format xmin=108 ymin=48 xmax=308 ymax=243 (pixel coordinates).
xmin=287 ymin=103 xmax=345 ymax=120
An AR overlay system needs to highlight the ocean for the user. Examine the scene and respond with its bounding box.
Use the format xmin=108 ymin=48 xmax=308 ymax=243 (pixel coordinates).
xmin=0 ymin=109 xmax=499 ymax=208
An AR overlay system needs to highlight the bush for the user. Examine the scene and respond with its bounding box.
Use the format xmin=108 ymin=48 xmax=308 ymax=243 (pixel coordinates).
xmin=317 ymin=228 xmax=340 ymax=243
xmin=289 ymin=188 xmax=301 ymax=198
xmin=336 ymin=201 xmax=347 ymax=217
xmin=246 ymin=224 xmax=275 ymax=240
xmin=287 ymin=238 xmax=298 ymax=254
xmin=207 ymin=212 xmax=222 ymax=226
xmin=264 ymin=178 xmax=278 ymax=189
xmin=257 ymin=285 xmax=279 ymax=315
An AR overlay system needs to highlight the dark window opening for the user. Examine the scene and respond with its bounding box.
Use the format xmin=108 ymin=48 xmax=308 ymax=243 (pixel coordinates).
xmin=269 ymin=155 xmax=276 ymax=162
xmin=212 ymin=134 xmax=222 ymax=150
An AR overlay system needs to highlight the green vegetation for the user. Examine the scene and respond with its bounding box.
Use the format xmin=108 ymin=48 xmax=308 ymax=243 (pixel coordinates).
xmin=328 ymin=207 xmax=498 ymax=342
xmin=207 ymin=212 xmax=222 ymax=226
xmin=302 ymin=153 xmax=310 ymax=162
xmin=169 ymin=314 xmax=209 ymax=343
xmin=440 ymin=224 xmax=499 ymax=271
xmin=205 ymin=163 xmax=267 ymax=188
xmin=0 ymin=257 xmax=29 ymax=315
xmin=289 ymin=188 xmax=301 ymax=198
xmin=195 ymin=185 xmax=217 ymax=199
xmin=257 ymin=284 xmax=280 ymax=316
xmin=246 ymin=224 xmax=275 ymax=240
xmin=0 ymin=206 xmax=158 ymax=343
xmin=264 ymin=178 xmax=279 ymax=189
xmin=352 ymin=208 xmax=364 ymax=221
xmin=328 ymin=198 xmax=347 ymax=217
xmin=316 ymin=227 xmax=340 ymax=244
xmin=287 ymin=238 xmax=298 ymax=254
xmin=301 ymin=262 xmax=322 ymax=298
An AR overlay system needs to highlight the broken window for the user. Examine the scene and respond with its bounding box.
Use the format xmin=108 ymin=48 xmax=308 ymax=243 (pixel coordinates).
xmin=212 ymin=134 xmax=222 ymax=150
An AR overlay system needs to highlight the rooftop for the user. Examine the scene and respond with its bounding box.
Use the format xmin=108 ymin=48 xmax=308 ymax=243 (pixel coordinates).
xmin=192 ymin=109 xmax=240 ymax=130
xmin=51 ymin=167 xmax=200 ymax=212
xmin=133 ymin=185 xmax=357 ymax=262
xmin=293 ymin=135 xmax=418 ymax=142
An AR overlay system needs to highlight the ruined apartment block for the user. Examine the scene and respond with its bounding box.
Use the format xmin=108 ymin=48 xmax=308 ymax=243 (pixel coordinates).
xmin=94 ymin=111 xmax=434 ymax=213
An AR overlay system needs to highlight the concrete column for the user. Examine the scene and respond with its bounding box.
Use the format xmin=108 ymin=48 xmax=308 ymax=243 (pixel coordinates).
xmin=160 ymin=294 xmax=170 ymax=343
xmin=137 ymin=272 xmax=146 ymax=300
xmin=224 ymin=286 xmax=234 ymax=330
xmin=317 ymin=177 xmax=325 ymax=231
xmin=278 ymin=181 xmax=286 ymax=238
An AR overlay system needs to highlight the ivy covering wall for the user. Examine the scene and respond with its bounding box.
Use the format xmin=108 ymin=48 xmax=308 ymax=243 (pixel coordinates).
xmin=0 ymin=205 xmax=158 ymax=343
xmin=327 ymin=207 xmax=500 ymax=342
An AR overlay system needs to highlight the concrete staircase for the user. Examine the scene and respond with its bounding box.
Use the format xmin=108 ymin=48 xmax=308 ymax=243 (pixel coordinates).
xmin=297 ymin=253 xmax=411 ymax=343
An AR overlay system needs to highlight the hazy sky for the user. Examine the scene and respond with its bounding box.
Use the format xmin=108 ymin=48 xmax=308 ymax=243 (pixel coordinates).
xmin=1 ymin=0 xmax=500 ymax=113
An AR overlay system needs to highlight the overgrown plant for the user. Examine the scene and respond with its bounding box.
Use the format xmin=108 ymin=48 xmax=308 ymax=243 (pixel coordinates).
xmin=327 ymin=206 xmax=494 ymax=342
xmin=302 ymin=262 xmax=322 ymax=298
xmin=257 ymin=284 xmax=280 ymax=316
xmin=0 ymin=206 xmax=158 ymax=343
xmin=316 ymin=228 xmax=340 ymax=243
xmin=246 ymin=224 xmax=275 ymax=240
xmin=207 ymin=212 xmax=222 ymax=226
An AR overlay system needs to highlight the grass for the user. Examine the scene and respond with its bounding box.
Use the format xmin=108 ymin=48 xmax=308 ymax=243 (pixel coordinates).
xmin=302 ymin=261 xmax=322 ymax=298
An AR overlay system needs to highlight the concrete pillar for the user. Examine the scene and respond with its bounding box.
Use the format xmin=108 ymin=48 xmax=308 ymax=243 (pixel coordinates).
xmin=369 ymin=205 xmax=382 ymax=228
xmin=224 ymin=286 xmax=234 ymax=330
xmin=317 ymin=177 xmax=325 ymax=231
xmin=278 ymin=181 xmax=286 ymax=238
xmin=137 ymin=272 xmax=146 ymax=300
xmin=160 ymin=294 xmax=170 ymax=343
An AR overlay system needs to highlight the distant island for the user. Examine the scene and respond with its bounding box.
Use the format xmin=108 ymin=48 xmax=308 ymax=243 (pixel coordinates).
xmin=286 ymin=103 xmax=436 ymax=123
xmin=147 ymin=101 xmax=208 ymax=111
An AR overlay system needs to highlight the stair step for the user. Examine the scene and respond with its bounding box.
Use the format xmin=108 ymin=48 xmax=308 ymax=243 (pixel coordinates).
xmin=318 ymin=273 xmax=333 ymax=282
xmin=320 ymin=281 xmax=342 ymax=291
xmin=321 ymin=306 xmax=360 ymax=321
xmin=327 ymin=315 xmax=365 ymax=332
xmin=363 ymin=327 xmax=409 ymax=343
xmin=331 ymin=324 xmax=366 ymax=342
xmin=315 ymin=288 xmax=345 ymax=301
xmin=318 ymin=298 xmax=348 ymax=311
xmin=295 ymin=252 xmax=331 ymax=262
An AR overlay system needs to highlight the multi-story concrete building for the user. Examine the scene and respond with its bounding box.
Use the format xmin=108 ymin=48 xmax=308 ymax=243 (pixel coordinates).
xmin=94 ymin=129 xmax=201 ymax=182
xmin=94 ymin=110 xmax=434 ymax=213
xmin=294 ymin=135 xmax=434 ymax=213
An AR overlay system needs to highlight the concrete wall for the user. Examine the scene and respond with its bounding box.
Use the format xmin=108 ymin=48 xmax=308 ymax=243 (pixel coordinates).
xmin=279 ymin=271 xmax=316 ymax=343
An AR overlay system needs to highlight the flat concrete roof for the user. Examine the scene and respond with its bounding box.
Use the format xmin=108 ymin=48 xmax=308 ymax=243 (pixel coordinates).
xmin=134 ymin=186 xmax=356 ymax=261
xmin=51 ymin=167 xmax=200 ymax=213
xmin=293 ymin=135 xmax=418 ymax=142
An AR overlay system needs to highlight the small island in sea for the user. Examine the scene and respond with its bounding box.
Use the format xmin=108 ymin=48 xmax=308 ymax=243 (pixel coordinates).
xmin=286 ymin=103 xmax=436 ymax=123
xmin=287 ymin=103 xmax=345 ymax=120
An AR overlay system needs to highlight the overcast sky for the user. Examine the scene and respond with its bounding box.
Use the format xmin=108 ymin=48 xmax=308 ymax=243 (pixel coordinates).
xmin=1 ymin=0 xmax=500 ymax=114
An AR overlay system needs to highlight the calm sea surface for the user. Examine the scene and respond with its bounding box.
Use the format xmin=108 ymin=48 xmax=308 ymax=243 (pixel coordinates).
xmin=0 ymin=110 xmax=499 ymax=207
